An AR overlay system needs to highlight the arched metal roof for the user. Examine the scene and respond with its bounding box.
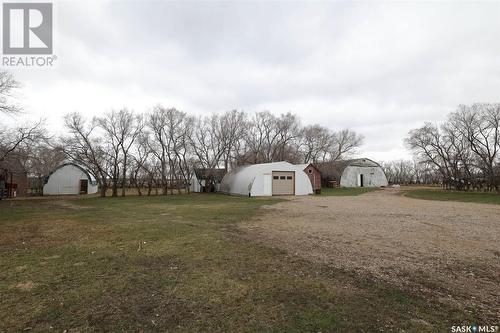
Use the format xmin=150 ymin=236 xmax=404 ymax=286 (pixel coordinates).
xmin=317 ymin=158 xmax=383 ymax=181
xmin=44 ymin=163 xmax=98 ymax=185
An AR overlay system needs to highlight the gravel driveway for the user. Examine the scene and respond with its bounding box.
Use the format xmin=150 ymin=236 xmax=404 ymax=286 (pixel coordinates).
xmin=242 ymin=188 xmax=500 ymax=321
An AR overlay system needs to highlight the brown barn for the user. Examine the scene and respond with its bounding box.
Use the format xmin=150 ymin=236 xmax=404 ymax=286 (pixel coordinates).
xmin=297 ymin=163 xmax=321 ymax=194
xmin=0 ymin=157 xmax=28 ymax=199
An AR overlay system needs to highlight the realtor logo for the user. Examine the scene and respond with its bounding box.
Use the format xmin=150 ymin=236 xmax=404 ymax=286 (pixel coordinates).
xmin=2 ymin=3 xmax=53 ymax=54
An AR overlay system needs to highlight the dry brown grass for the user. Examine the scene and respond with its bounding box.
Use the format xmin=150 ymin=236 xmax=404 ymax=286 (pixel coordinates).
xmin=0 ymin=194 xmax=482 ymax=332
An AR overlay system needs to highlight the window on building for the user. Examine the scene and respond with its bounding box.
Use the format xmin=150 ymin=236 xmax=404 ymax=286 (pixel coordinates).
xmin=273 ymin=176 xmax=279 ymax=180
xmin=280 ymin=176 xmax=286 ymax=180
xmin=286 ymin=176 xmax=292 ymax=180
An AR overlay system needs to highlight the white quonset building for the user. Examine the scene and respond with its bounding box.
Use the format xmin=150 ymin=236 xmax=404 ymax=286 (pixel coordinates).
xmin=220 ymin=161 xmax=313 ymax=196
xmin=318 ymin=158 xmax=388 ymax=187
xmin=43 ymin=163 xmax=99 ymax=195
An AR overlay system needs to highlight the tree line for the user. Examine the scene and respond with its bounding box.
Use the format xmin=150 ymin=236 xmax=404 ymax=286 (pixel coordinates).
xmin=405 ymin=103 xmax=500 ymax=191
xmin=0 ymin=72 xmax=364 ymax=197
xmin=61 ymin=108 xmax=363 ymax=197
xmin=4 ymin=70 xmax=497 ymax=194
xmin=381 ymin=160 xmax=441 ymax=185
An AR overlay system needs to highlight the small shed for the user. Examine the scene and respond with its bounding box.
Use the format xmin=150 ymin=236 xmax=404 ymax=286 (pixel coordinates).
xmin=43 ymin=163 xmax=98 ymax=195
xmin=318 ymin=158 xmax=388 ymax=188
xmin=296 ymin=163 xmax=321 ymax=194
xmin=220 ymin=161 xmax=313 ymax=197
xmin=0 ymin=157 xmax=28 ymax=199
xmin=190 ymin=168 xmax=226 ymax=192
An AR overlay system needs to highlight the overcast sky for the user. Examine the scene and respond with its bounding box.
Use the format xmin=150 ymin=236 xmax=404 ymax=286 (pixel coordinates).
xmin=7 ymin=0 xmax=500 ymax=161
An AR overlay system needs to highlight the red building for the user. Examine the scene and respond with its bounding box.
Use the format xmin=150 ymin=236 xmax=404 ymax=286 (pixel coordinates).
xmin=297 ymin=163 xmax=322 ymax=194
xmin=0 ymin=157 xmax=28 ymax=199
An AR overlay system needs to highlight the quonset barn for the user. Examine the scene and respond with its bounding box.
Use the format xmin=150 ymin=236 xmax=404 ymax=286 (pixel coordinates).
xmin=220 ymin=161 xmax=313 ymax=196
xmin=318 ymin=158 xmax=388 ymax=188
xmin=43 ymin=163 xmax=99 ymax=195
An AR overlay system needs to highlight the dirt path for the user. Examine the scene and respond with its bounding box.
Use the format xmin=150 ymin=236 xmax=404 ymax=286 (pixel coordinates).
xmin=242 ymin=188 xmax=500 ymax=320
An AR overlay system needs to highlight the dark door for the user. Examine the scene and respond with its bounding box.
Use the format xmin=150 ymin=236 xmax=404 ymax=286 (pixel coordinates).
xmin=79 ymin=179 xmax=88 ymax=194
xmin=360 ymin=174 xmax=364 ymax=187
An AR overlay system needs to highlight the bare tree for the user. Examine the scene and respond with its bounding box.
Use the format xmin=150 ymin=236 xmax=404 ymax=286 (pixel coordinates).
xmin=406 ymin=103 xmax=500 ymax=191
xmin=20 ymin=143 xmax=65 ymax=194
xmin=0 ymin=71 xmax=21 ymax=114
xmin=129 ymin=134 xmax=152 ymax=196
xmin=382 ymin=160 xmax=415 ymax=185
xmin=0 ymin=72 xmax=46 ymax=163
xmin=162 ymin=107 xmax=191 ymax=194
xmin=220 ymin=110 xmax=246 ymax=171
xmin=406 ymin=123 xmax=455 ymax=188
xmin=240 ymin=111 xmax=300 ymax=163
xmin=148 ymin=106 xmax=190 ymax=194
xmin=382 ymin=159 xmax=442 ymax=185
xmin=96 ymin=113 xmax=122 ymax=197
xmin=97 ymin=109 xmax=144 ymax=197
xmin=297 ymin=126 xmax=363 ymax=164
xmin=450 ymin=104 xmax=500 ymax=190
xmin=62 ymin=113 xmax=110 ymax=197
xmin=190 ymin=114 xmax=225 ymax=170
xmin=330 ymin=129 xmax=364 ymax=161
xmin=252 ymin=111 xmax=281 ymax=163
xmin=272 ymin=112 xmax=301 ymax=162
xmin=299 ymin=124 xmax=332 ymax=163
xmin=148 ymin=106 xmax=170 ymax=195
xmin=172 ymin=115 xmax=194 ymax=193
xmin=0 ymin=120 xmax=46 ymax=163
xmin=189 ymin=111 xmax=248 ymax=191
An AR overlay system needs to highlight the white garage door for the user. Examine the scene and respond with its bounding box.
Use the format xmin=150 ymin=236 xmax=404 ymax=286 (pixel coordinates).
xmin=272 ymin=171 xmax=295 ymax=195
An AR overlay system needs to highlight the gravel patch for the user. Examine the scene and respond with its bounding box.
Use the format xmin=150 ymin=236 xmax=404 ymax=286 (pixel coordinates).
xmin=242 ymin=188 xmax=500 ymax=320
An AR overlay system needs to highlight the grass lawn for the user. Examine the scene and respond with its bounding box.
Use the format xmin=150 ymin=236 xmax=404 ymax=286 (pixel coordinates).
xmin=320 ymin=187 xmax=377 ymax=196
xmin=405 ymin=188 xmax=500 ymax=205
xmin=0 ymin=194 xmax=470 ymax=332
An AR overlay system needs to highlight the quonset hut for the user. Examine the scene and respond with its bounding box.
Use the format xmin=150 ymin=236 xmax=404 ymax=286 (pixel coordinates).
xmin=220 ymin=161 xmax=313 ymax=196
xmin=318 ymin=158 xmax=388 ymax=188
xmin=43 ymin=163 xmax=98 ymax=195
